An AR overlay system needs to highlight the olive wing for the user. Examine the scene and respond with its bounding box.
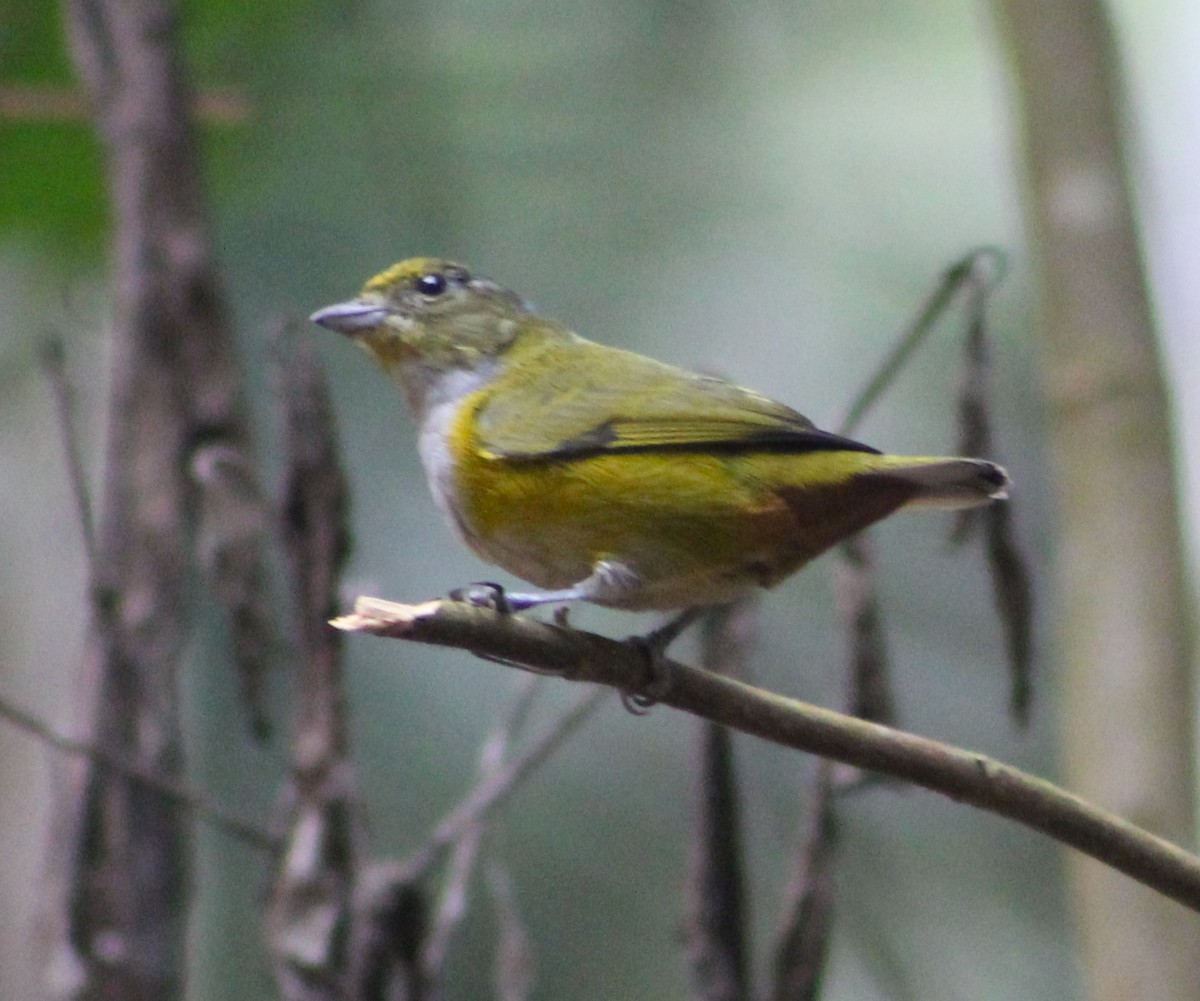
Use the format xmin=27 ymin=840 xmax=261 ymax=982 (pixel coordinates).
xmin=474 ymin=338 xmax=878 ymax=460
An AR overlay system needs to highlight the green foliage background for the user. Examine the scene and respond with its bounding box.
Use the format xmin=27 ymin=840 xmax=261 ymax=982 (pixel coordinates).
xmin=2 ymin=1 xmax=1197 ymax=998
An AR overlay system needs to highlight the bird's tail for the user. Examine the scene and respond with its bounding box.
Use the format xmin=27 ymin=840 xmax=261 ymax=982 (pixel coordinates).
xmin=872 ymin=456 xmax=1010 ymax=510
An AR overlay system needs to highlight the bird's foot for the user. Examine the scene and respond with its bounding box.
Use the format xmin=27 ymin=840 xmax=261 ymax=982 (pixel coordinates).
xmin=448 ymin=581 xmax=514 ymax=614
xmin=619 ymin=606 xmax=705 ymax=714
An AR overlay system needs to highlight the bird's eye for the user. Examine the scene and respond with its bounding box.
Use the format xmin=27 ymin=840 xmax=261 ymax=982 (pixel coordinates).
xmin=416 ymin=272 xmax=448 ymax=297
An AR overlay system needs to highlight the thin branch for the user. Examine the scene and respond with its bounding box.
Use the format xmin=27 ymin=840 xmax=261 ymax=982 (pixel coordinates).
xmin=348 ymin=875 xmax=428 ymax=1001
xmin=684 ymin=604 xmax=752 ymax=1001
xmin=404 ymin=683 xmax=607 ymax=880
xmin=422 ymin=676 xmax=541 ymax=986
xmin=948 ymin=258 xmax=1036 ymax=722
xmin=836 ymin=248 xmax=1007 ymax=438
xmin=772 ymin=761 xmax=837 ymax=1001
xmin=268 ymin=331 xmax=361 ymax=1001
xmin=348 ymin=681 xmax=603 ymax=998
xmin=423 ymin=820 xmax=484 ymax=996
xmin=831 ymin=247 xmax=1024 ymax=733
xmin=486 ymin=856 xmax=535 ymax=1001
xmin=192 ymin=442 xmax=276 ymax=740
xmin=0 ymin=84 xmax=250 ymax=121
xmin=0 ymin=689 xmax=274 ymax=851
xmin=332 ymin=597 xmax=1200 ymax=915
xmin=833 ymin=536 xmax=895 ymax=727
xmin=39 ymin=336 xmax=96 ymax=561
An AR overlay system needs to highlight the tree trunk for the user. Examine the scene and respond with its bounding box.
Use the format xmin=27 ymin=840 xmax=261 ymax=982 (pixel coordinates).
xmin=993 ymin=3 xmax=1200 ymax=998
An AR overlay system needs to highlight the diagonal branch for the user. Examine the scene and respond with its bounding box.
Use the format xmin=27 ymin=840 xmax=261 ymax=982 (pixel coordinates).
xmin=421 ymin=676 xmax=540 ymax=987
xmin=836 ymin=247 xmax=1006 ymax=437
xmin=403 ymin=683 xmax=607 ymax=881
xmin=0 ymin=691 xmax=274 ymax=851
xmin=332 ymin=596 xmax=1200 ymax=916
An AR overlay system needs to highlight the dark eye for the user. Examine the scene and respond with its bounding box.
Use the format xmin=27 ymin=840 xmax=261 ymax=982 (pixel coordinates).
xmin=416 ymin=272 xmax=447 ymax=296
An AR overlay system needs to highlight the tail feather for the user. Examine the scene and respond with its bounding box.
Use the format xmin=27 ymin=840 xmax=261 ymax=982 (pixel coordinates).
xmin=763 ymin=454 xmax=1008 ymax=584
xmin=878 ymin=457 xmax=1010 ymax=510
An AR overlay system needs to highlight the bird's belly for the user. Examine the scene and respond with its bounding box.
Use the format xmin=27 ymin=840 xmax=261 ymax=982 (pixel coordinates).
xmin=451 ymin=449 xmax=802 ymax=609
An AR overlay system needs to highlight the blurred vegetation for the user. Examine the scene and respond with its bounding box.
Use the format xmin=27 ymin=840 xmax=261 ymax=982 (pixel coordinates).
xmin=2 ymin=1 xmax=1197 ymax=999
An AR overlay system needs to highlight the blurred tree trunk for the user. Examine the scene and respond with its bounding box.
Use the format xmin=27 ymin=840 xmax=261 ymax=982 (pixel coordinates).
xmin=37 ymin=1 xmax=268 ymax=998
xmin=993 ymin=3 xmax=1200 ymax=999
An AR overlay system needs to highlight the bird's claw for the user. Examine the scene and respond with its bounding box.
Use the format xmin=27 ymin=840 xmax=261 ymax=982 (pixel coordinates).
xmin=617 ymin=607 xmax=706 ymax=713
xmin=619 ymin=634 xmax=676 ymax=714
xmin=447 ymin=581 xmax=513 ymax=615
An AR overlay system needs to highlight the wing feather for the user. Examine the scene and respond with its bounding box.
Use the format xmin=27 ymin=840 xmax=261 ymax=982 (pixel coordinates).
xmin=474 ymin=336 xmax=878 ymax=461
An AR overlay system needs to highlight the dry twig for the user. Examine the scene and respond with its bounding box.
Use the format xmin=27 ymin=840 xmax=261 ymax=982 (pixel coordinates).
xmin=332 ymin=597 xmax=1200 ymax=916
xmin=684 ymin=603 xmax=753 ymax=1001
xmin=267 ymin=332 xmax=362 ymax=1001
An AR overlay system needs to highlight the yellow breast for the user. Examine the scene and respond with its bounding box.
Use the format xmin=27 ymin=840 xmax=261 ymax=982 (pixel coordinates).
xmin=438 ymin=389 xmax=918 ymax=609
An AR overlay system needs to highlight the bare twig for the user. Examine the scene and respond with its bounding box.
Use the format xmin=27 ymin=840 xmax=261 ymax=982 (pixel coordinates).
xmin=39 ymin=336 xmax=95 ymax=560
xmin=684 ymin=604 xmax=753 ymax=1001
xmin=687 ymin=723 xmax=749 ymax=1001
xmin=267 ymin=333 xmax=362 ymax=1001
xmin=486 ymin=857 xmax=535 ymax=1001
xmin=832 ymin=248 xmax=1018 ymax=741
xmin=837 ymin=248 xmax=1007 ymax=437
xmin=348 ymin=874 xmax=428 ymax=1001
xmin=772 ymin=762 xmax=837 ymax=1001
xmin=0 ymin=690 xmax=274 ymax=850
xmin=948 ymin=258 xmax=1035 ymax=723
xmin=403 ymin=683 xmax=607 ymax=880
xmin=348 ymin=682 xmax=602 ymax=1000
xmin=332 ymin=597 xmax=1200 ymax=915
xmin=422 ymin=676 xmax=540 ymax=988
xmin=0 ymin=84 xmax=250 ymax=121
xmin=423 ymin=824 xmax=483 ymax=998
xmin=833 ymin=537 xmax=895 ymax=727
xmin=192 ymin=442 xmax=277 ymax=739
xmin=984 ymin=502 xmax=1034 ymax=722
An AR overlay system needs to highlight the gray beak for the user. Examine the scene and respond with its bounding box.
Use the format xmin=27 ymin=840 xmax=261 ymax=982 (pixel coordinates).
xmin=310 ymin=300 xmax=388 ymax=335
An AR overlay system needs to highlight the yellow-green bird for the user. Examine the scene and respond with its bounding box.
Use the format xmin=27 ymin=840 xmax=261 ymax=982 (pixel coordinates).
xmin=312 ymin=258 xmax=1008 ymax=613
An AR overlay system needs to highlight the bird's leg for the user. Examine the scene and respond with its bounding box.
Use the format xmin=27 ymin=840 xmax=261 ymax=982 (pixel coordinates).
xmin=444 ymin=582 xmax=567 ymax=672
xmin=642 ymin=605 xmax=707 ymax=653
xmin=450 ymin=565 xmax=705 ymax=711
xmin=450 ymin=560 xmax=641 ymax=612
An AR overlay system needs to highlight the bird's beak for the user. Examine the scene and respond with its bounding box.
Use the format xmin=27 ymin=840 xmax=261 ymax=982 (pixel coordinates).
xmin=310 ymin=299 xmax=389 ymax=335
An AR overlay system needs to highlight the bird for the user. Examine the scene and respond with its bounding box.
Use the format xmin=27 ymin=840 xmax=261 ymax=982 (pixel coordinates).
xmin=312 ymin=258 xmax=1008 ymax=616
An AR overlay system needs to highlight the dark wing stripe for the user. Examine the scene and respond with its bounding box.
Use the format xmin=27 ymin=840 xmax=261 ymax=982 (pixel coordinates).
xmin=500 ymin=425 xmax=881 ymax=462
